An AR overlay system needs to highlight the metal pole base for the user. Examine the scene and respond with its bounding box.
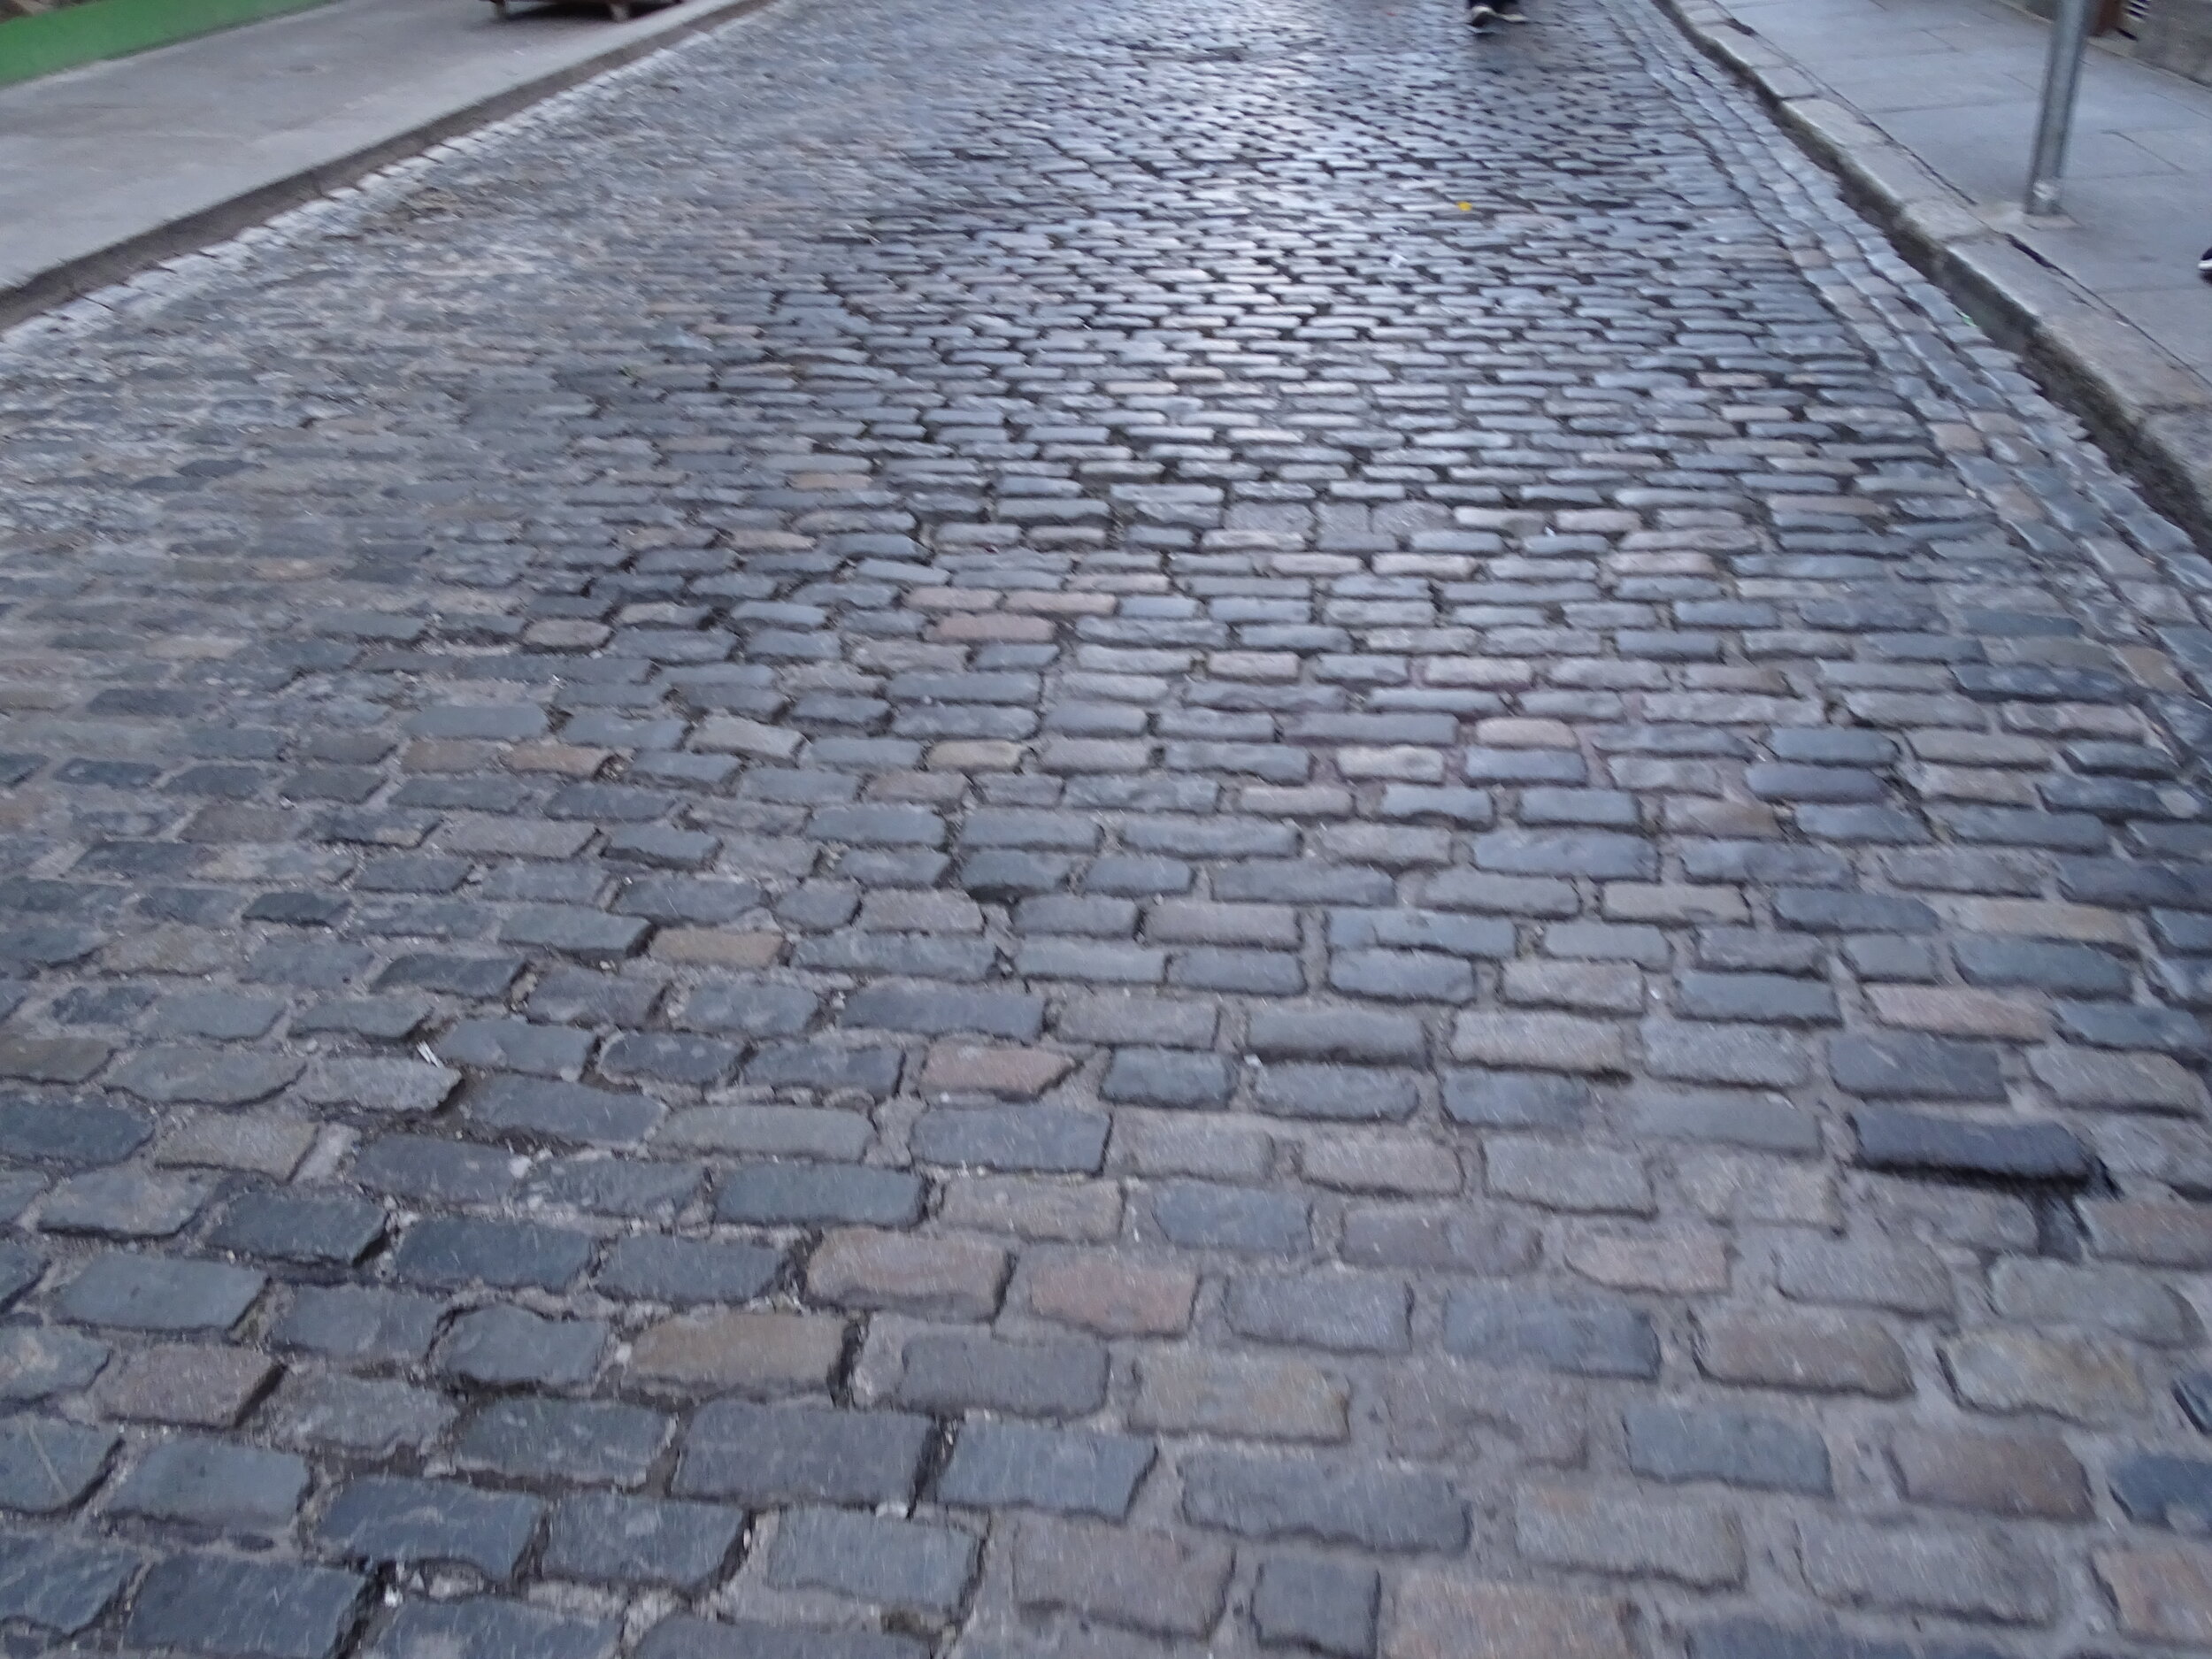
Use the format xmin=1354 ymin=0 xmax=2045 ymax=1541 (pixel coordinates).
xmin=2024 ymin=0 xmax=2095 ymax=216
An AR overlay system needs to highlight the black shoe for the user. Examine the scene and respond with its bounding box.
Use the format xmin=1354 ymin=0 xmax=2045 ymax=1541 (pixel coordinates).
xmin=2200 ymin=246 xmax=2212 ymax=283
xmin=1468 ymin=4 xmax=1496 ymax=29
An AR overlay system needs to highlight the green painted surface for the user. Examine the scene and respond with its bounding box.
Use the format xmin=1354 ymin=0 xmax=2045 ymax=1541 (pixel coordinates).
xmin=0 ymin=0 xmax=333 ymax=87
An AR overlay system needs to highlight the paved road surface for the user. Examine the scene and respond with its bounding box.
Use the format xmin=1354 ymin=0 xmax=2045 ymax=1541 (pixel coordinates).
xmin=4 ymin=0 xmax=2212 ymax=1652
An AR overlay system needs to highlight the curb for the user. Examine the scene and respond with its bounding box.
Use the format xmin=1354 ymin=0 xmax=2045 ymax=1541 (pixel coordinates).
xmin=1656 ymin=0 xmax=2212 ymax=555
xmin=0 ymin=0 xmax=773 ymax=334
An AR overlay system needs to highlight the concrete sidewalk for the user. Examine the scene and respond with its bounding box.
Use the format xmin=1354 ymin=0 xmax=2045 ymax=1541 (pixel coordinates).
xmin=0 ymin=0 xmax=773 ymax=328
xmin=1664 ymin=0 xmax=2212 ymax=546
xmin=1743 ymin=0 xmax=2212 ymax=373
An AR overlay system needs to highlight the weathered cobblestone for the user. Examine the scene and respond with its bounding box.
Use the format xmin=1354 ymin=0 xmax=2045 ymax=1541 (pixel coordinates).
xmin=934 ymin=1419 xmax=1154 ymax=1517
xmin=456 ymin=1396 xmax=669 ymax=1486
xmin=3 ymin=0 xmax=2211 ymax=1644
xmin=0 ymin=1528 xmax=140 ymax=1635
xmin=317 ymin=1475 xmax=545 ymax=1579
xmin=1011 ymin=1515 xmax=1232 ymax=1637
xmin=127 ymin=1555 xmax=365 ymax=1659
xmin=764 ymin=1507 xmax=977 ymax=1614
xmin=541 ymin=1492 xmax=743 ymax=1588
xmin=0 ymin=1418 xmax=117 ymax=1512
xmin=1254 ymin=1553 xmax=1379 ymax=1657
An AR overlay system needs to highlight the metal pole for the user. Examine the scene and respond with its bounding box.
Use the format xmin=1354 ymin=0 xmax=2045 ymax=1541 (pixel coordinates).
xmin=2024 ymin=0 xmax=2095 ymax=215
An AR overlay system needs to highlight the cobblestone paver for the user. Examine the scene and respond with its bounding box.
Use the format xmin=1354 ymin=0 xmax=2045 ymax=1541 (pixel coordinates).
xmin=4 ymin=0 xmax=2212 ymax=1649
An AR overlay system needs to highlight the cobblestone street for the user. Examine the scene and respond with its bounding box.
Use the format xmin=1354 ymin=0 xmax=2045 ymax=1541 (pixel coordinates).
xmin=4 ymin=0 xmax=2212 ymax=1648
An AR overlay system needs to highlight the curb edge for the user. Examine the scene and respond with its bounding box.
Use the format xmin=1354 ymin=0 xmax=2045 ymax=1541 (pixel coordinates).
xmin=0 ymin=0 xmax=776 ymax=335
xmin=1655 ymin=0 xmax=2212 ymax=555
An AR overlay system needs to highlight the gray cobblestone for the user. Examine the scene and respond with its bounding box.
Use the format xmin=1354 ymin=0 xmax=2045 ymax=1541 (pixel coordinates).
xmin=1256 ymin=1064 xmax=1419 ymax=1122
xmin=59 ymin=1253 xmax=264 ymax=1331
xmin=542 ymin=1492 xmax=743 ymax=1587
xmin=1227 ymin=1273 xmax=1410 ymax=1353
xmin=211 ymin=1189 xmax=386 ymax=1265
xmin=764 ymin=1506 xmax=978 ymax=1614
xmin=1151 ymin=1182 xmax=1311 ymax=1254
xmin=1853 ymin=1109 xmax=2093 ymax=1181
xmin=1248 ymin=1005 xmax=1425 ymax=1064
xmin=0 ymin=1100 xmax=148 ymax=1168
xmin=40 ymin=1167 xmax=210 ymax=1237
xmin=911 ymin=1105 xmax=1109 ymax=1172
xmin=597 ymin=1235 xmax=781 ymax=1303
xmin=1687 ymin=1624 xmax=2008 ymax=1659
xmin=1830 ymin=1034 xmax=2008 ymax=1101
xmin=456 ymin=1396 xmax=669 ymax=1486
xmin=1180 ymin=1452 xmax=1467 ymax=1552
xmin=366 ymin=1599 xmax=617 ymax=1659
xmin=3 ymin=0 xmax=2208 ymax=1645
xmin=267 ymin=1372 xmax=454 ymax=1457
xmin=127 ymin=1555 xmax=365 ymax=1659
xmin=1011 ymin=1514 xmax=1233 ymax=1639
xmin=353 ymin=1135 xmax=518 ymax=1203
xmin=0 ymin=1418 xmax=116 ymax=1513
xmin=108 ymin=1436 xmax=306 ymax=1537
xmin=1798 ymin=1517 xmax=2055 ymax=1624
xmin=317 ymin=1475 xmax=545 ymax=1578
xmin=1102 ymin=1048 xmax=1235 ymax=1107
xmin=390 ymin=1215 xmax=594 ymax=1290
xmin=0 ymin=1327 xmax=106 ymax=1404
xmin=676 ymin=1401 xmax=931 ymax=1506
xmin=1624 ymin=1402 xmax=1832 ymax=1494
xmin=0 ymin=1527 xmax=139 ymax=1633
xmin=716 ymin=1162 xmax=925 ymax=1225
xmin=435 ymin=1304 xmax=607 ymax=1388
xmin=936 ymin=1419 xmax=1155 ymax=1517
xmin=842 ymin=983 xmax=1045 ymax=1039
xmin=897 ymin=1332 xmax=1110 ymax=1418
xmin=1254 ymin=1554 xmax=1379 ymax=1656
xmin=1444 ymin=1287 xmax=1660 ymax=1379
xmin=1517 ymin=1482 xmax=1744 ymax=1587
xmin=274 ymin=1286 xmax=443 ymax=1363
xmin=639 ymin=1620 xmax=922 ymax=1659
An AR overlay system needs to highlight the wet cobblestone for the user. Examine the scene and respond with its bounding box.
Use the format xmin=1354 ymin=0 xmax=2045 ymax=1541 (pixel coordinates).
xmin=5 ymin=0 xmax=2212 ymax=1648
